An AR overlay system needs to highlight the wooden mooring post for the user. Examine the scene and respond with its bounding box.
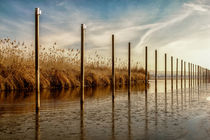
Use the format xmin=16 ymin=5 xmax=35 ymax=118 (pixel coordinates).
xmin=171 ymin=56 xmax=173 ymax=107
xmin=191 ymin=63 xmax=192 ymax=87
xmin=190 ymin=63 xmax=192 ymax=88
xmin=112 ymin=34 xmax=115 ymax=101
xmin=165 ymin=53 xmax=167 ymax=111
xmin=184 ymin=61 xmax=186 ymax=88
xmin=176 ymin=58 xmax=178 ymax=90
xmin=203 ymin=68 xmax=204 ymax=83
xmin=155 ymin=50 xmax=157 ymax=101
xmin=145 ymin=46 xmax=148 ymax=88
xmin=193 ymin=64 xmax=195 ymax=87
xmin=198 ymin=65 xmax=200 ymax=86
xmin=35 ymin=8 xmax=41 ymax=111
xmin=128 ymin=42 xmax=131 ymax=93
xmin=181 ymin=60 xmax=183 ymax=89
xmin=171 ymin=56 xmax=173 ymax=91
xmin=188 ymin=63 xmax=190 ymax=88
xmin=165 ymin=53 xmax=167 ymax=93
xmin=200 ymin=66 xmax=202 ymax=85
xmin=206 ymin=68 xmax=208 ymax=83
xmin=198 ymin=66 xmax=201 ymax=86
xmin=195 ymin=65 xmax=196 ymax=86
xmin=80 ymin=24 xmax=86 ymax=109
xmin=191 ymin=64 xmax=193 ymax=87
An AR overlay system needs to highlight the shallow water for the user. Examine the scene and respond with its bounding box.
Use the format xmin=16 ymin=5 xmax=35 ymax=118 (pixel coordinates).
xmin=0 ymin=80 xmax=210 ymax=140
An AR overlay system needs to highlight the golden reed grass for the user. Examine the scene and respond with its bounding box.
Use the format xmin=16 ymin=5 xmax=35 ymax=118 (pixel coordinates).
xmin=0 ymin=38 xmax=146 ymax=91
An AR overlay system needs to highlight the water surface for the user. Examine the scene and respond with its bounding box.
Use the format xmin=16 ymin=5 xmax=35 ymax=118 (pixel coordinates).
xmin=0 ymin=80 xmax=210 ymax=140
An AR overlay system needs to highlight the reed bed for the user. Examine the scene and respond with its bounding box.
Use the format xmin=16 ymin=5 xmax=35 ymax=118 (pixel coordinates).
xmin=0 ymin=38 xmax=146 ymax=91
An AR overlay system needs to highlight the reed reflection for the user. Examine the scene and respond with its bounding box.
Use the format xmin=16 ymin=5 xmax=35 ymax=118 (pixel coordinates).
xmin=35 ymin=111 xmax=40 ymax=140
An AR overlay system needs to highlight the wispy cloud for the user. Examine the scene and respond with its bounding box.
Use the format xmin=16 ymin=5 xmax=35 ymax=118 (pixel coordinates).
xmin=1 ymin=0 xmax=210 ymax=68
xmin=184 ymin=3 xmax=208 ymax=12
xmin=134 ymin=10 xmax=191 ymax=50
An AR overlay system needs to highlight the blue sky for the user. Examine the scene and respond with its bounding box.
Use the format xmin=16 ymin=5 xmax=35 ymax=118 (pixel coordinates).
xmin=1 ymin=0 xmax=210 ymax=69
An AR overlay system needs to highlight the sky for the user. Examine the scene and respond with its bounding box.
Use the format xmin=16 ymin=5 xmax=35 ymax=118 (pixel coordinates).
xmin=1 ymin=0 xmax=210 ymax=70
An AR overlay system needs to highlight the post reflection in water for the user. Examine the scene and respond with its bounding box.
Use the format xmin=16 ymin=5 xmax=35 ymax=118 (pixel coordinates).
xmin=165 ymin=82 xmax=167 ymax=112
xmin=176 ymin=85 xmax=179 ymax=108
xmin=128 ymin=89 xmax=131 ymax=140
xmin=80 ymin=104 xmax=84 ymax=140
xmin=198 ymin=86 xmax=200 ymax=101
xmin=184 ymin=83 xmax=187 ymax=106
xmin=181 ymin=86 xmax=183 ymax=110
xmin=35 ymin=111 xmax=40 ymax=140
xmin=189 ymin=86 xmax=191 ymax=106
xmin=171 ymin=86 xmax=174 ymax=111
xmin=192 ymin=84 xmax=195 ymax=100
xmin=155 ymin=81 xmax=158 ymax=114
xmin=144 ymin=88 xmax=148 ymax=139
xmin=112 ymin=97 xmax=115 ymax=140
xmin=154 ymin=79 xmax=158 ymax=129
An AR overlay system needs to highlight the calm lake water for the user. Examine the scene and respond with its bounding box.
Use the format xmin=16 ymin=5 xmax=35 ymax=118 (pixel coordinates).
xmin=0 ymin=80 xmax=210 ymax=140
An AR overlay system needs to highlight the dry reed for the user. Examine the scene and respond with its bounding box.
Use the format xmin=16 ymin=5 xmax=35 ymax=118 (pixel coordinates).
xmin=0 ymin=38 xmax=146 ymax=91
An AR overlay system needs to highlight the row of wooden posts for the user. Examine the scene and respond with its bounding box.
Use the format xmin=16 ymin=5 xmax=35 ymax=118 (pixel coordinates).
xmin=34 ymin=8 xmax=210 ymax=111
xmin=154 ymin=50 xmax=209 ymax=90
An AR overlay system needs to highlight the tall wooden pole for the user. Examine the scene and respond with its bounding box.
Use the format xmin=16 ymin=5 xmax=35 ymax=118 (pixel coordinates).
xmin=171 ymin=56 xmax=173 ymax=91
xmin=145 ymin=46 xmax=148 ymax=88
xmin=128 ymin=42 xmax=131 ymax=92
xmin=198 ymin=66 xmax=199 ymax=86
xmin=206 ymin=68 xmax=208 ymax=83
xmin=165 ymin=53 xmax=167 ymax=111
xmin=203 ymin=68 xmax=204 ymax=83
xmin=202 ymin=67 xmax=203 ymax=83
xmin=184 ymin=61 xmax=186 ymax=89
xmin=190 ymin=63 xmax=191 ymax=88
xmin=35 ymin=8 xmax=41 ymax=111
xmin=194 ymin=65 xmax=195 ymax=85
xmin=181 ymin=60 xmax=183 ymax=89
xmin=80 ymin=24 xmax=86 ymax=109
xmin=195 ymin=65 xmax=196 ymax=86
xmin=200 ymin=66 xmax=202 ymax=85
xmin=165 ymin=53 xmax=167 ymax=110
xmin=112 ymin=34 xmax=115 ymax=101
xmin=189 ymin=63 xmax=190 ymax=88
xmin=176 ymin=58 xmax=178 ymax=90
xmin=191 ymin=63 xmax=193 ymax=87
xmin=155 ymin=50 xmax=157 ymax=101
xmin=203 ymin=67 xmax=205 ymax=83
xmin=165 ymin=53 xmax=167 ymax=93
xmin=203 ymin=67 xmax=204 ymax=83
xmin=171 ymin=56 xmax=173 ymax=107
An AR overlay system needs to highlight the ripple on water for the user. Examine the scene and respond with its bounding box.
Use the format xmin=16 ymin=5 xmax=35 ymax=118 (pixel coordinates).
xmin=0 ymin=81 xmax=210 ymax=139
